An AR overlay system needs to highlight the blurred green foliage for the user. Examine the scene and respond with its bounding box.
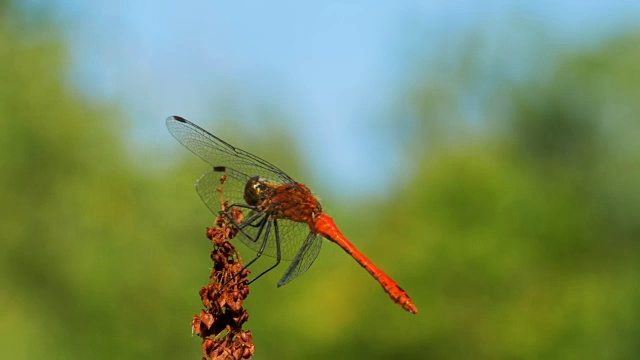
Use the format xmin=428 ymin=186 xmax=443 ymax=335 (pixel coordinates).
xmin=1 ymin=4 xmax=639 ymax=360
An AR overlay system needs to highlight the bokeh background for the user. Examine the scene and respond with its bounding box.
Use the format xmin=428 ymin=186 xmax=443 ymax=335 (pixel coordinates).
xmin=2 ymin=1 xmax=640 ymax=359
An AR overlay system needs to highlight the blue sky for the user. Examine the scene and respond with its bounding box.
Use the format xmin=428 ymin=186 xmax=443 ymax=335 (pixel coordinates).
xmin=37 ymin=0 xmax=640 ymax=197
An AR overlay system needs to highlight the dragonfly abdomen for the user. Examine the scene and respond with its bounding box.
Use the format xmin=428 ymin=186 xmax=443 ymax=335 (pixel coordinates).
xmin=313 ymin=214 xmax=418 ymax=314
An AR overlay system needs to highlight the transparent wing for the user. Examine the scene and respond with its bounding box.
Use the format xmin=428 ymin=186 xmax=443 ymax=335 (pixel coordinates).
xmin=196 ymin=166 xmax=252 ymax=213
xmin=277 ymin=232 xmax=322 ymax=286
xmin=197 ymin=168 xmax=312 ymax=261
xmin=166 ymin=115 xmax=294 ymax=184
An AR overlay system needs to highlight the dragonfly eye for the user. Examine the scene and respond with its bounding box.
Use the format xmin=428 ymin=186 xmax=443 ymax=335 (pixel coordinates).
xmin=244 ymin=176 xmax=266 ymax=206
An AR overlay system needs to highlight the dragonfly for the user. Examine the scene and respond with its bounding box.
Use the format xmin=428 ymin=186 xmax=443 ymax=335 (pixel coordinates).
xmin=167 ymin=115 xmax=417 ymax=314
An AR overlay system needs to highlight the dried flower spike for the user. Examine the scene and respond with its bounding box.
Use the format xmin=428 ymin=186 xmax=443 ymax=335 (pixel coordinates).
xmin=191 ymin=175 xmax=254 ymax=360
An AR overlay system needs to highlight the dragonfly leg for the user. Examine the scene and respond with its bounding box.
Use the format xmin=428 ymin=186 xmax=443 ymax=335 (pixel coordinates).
xmin=216 ymin=217 xmax=272 ymax=292
xmin=232 ymin=219 xmax=273 ymax=282
xmin=220 ymin=207 xmax=266 ymax=243
xmin=225 ymin=202 xmax=257 ymax=211
xmin=235 ymin=212 xmax=264 ymax=230
xmin=248 ymin=219 xmax=282 ymax=285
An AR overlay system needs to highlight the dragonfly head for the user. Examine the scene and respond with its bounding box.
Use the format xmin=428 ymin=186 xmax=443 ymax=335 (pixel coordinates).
xmin=243 ymin=176 xmax=269 ymax=206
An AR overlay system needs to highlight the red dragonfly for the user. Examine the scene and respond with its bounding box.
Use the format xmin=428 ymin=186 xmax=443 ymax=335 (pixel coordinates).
xmin=167 ymin=115 xmax=417 ymax=314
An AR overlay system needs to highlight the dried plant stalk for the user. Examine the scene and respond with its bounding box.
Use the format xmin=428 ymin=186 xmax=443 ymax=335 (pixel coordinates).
xmin=191 ymin=175 xmax=254 ymax=360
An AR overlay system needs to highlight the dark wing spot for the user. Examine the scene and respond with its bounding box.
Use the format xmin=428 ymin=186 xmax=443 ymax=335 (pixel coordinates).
xmin=172 ymin=115 xmax=188 ymax=123
xmin=213 ymin=166 xmax=226 ymax=172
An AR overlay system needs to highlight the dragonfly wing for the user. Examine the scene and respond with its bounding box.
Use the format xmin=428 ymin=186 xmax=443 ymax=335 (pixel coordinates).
xmin=166 ymin=115 xmax=294 ymax=184
xmin=196 ymin=167 xmax=249 ymax=214
xmin=277 ymin=232 xmax=322 ymax=287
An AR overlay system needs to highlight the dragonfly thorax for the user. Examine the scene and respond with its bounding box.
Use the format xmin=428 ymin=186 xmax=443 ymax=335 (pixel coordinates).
xmin=243 ymin=176 xmax=323 ymax=225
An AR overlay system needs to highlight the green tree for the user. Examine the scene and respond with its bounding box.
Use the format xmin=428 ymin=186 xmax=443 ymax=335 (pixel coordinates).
xmin=0 ymin=4 xmax=206 ymax=358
